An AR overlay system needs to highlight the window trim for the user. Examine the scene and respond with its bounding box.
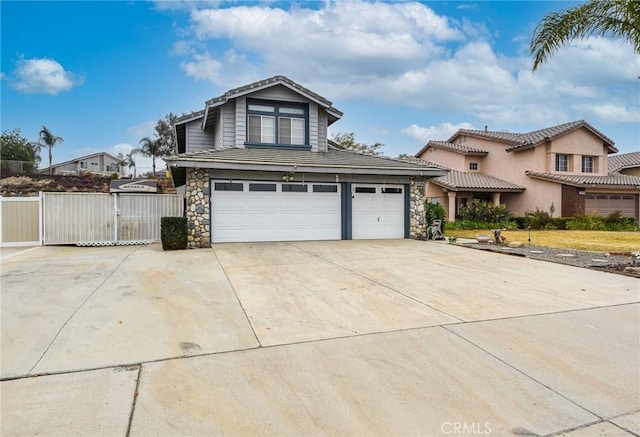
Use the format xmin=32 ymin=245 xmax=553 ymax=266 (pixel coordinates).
xmin=555 ymin=154 xmax=568 ymax=172
xmin=582 ymin=155 xmax=594 ymax=173
xmin=246 ymin=99 xmax=310 ymax=150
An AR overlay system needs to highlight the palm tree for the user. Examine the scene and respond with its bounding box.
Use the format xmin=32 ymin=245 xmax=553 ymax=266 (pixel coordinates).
xmin=136 ymin=136 xmax=163 ymax=178
xmin=39 ymin=126 xmax=63 ymax=175
xmin=530 ymin=0 xmax=640 ymax=71
xmin=125 ymin=151 xmax=137 ymax=178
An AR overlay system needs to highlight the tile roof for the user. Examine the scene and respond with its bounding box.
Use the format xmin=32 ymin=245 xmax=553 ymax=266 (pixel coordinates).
xmin=404 ymin=158 xmax=525 ymax=191
xmin=422 ymin=140 xmax=488 ymax=155
xmin=434 ymin=169 xmax=526 ymax=191
xmin=165 ymin=147 xmax=447 ymax=177
xmin=608 ymin=151 xmax=640 ymax=173
xmin=449 ymin=120 xmax=617 ymax=153
xmin=525 ymin=171 xmax=640 ymax=187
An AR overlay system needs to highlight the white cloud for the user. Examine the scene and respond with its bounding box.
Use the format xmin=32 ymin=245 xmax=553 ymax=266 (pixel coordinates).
xmin=179 ymin=51 xmax=223 ymax=83
xmin=183 ymin=1 xmax=463 ymax=83
xmin=126 ymin=121 xmax=156 ymax=138
xmin=10 ymin=57 xmax=84 ymax=95
xmin=171 ymin=2 xmax=638 ymax=131
xmin=401 ymin=122 xmax=474 ymax=142
xmin=108 ymin=143 xmax=164 ymax=177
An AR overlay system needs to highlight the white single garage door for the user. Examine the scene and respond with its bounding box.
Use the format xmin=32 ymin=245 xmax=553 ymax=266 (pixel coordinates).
xmin=585 ymin=193 xmax=636 ymax=217
xmin=352 ymin=184 xmax=405 ymax=239
xmin=211 ymin=180 xmax=341 ymax=243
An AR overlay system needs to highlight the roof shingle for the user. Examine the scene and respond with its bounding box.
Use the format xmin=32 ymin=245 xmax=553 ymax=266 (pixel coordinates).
xmin=166 ymin=148 xmax=447 ymax=176
xmin=608 ymin=151 xmax=640 ymax=173
xmin=525 ymin=171 xmax=640 ymax=187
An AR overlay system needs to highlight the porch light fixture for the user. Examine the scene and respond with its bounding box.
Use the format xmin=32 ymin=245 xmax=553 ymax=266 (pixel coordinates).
xmin=282 ymin=174 xmax=294 ymax=182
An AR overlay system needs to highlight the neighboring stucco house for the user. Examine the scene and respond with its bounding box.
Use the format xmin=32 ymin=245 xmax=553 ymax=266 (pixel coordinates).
xmin=414 ymin=120 xmax=640 ymax=221
xmin=165 ymin=75 xmax=445 ymax=247
xmin=39 ymin=152 xmax=125 ymax=177
xmin=609 ymin=151 xmax=640 ymax=178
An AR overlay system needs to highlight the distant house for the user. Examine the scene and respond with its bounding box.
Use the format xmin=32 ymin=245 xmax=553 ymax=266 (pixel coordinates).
xmin=165 ymin=75 xmax=445 ymax=247
xmin=39 ymin=152 xmax=125 ymax=177
xmin=609 ymin=151 xmax=640 ymax=178
xmin=413 ymin=120 xmax=640 ymax=222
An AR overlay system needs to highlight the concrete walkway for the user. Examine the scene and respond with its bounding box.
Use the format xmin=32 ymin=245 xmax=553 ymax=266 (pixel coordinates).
xmin=1 ymin=240 xmax=638 ymax=436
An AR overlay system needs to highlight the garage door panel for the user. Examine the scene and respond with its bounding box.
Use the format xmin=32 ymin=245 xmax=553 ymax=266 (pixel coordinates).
xmin=585 ymin=194 xmax=635 ymax=218
xmin=352 ymin=184 xmax=405 ymax=240
xmin=212 ymin=180 xmax=341 ymax=243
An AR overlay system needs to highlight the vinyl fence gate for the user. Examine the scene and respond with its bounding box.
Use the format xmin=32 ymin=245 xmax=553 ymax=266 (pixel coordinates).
xmin=42 ymin=192 xmax=183 ymax=246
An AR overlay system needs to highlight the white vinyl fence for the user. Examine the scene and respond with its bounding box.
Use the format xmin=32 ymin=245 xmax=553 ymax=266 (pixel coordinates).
xmin=0 ymin=192 xmax=183 ymax=247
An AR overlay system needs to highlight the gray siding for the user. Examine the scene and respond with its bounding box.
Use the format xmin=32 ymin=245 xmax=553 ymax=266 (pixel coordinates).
xmin=186 ymin=119 xmax=215 ymax=152
xmin=235 ymin=97 xmax=246 ymax=147
xmin=249 ymin=85 xmax=307 ymax=102
xmin=318 ymin=111 xmax=328 ymax=152
xmin=214 ymin=107 xmax=223 ymax=149
xmin=223 ymin=100 xmax=236 ymax=148
xmin=309 ymin=103 xmax=319 ymax=151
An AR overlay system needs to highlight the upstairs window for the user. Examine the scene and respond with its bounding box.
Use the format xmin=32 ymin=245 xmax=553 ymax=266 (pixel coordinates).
xmin=582 ymin=156 xmax=594 ymax=173
xmin=555 ymin=154 xmax=568 ymax=172
xmin=80 ymin=161 xmax=87 ymax=169
xmin=469 ymin=162 xmax=478 ymax=171
xmin=247 ymin=100 xmax=308 ymax=148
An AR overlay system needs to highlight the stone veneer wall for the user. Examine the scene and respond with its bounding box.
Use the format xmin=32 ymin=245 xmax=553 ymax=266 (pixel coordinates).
xmin=409 ymin=177 xmax=428 ymax=239
xmin=186 ymin=168 xmax=211 ymax=248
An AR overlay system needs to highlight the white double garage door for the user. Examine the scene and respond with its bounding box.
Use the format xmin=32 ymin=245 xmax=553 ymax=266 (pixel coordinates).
xmin=211 ymin=180 xmax=405 ymax=243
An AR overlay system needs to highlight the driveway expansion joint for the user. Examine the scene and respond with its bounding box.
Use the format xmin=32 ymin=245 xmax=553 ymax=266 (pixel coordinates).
xmin=26 ymin=245 xmax=143 ymax=375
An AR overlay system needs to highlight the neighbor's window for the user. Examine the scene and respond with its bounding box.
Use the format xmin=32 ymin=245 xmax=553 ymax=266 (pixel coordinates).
xmin=582 ymin=156 xmax=594 ymax=173
xmin=247 ymin=100 xmax=308 ymax=147
xmin=555 ymin=154 xmax=568 ymax=172
xmin=80 ymin=161 xmax=87 ymax=169
xmin=469 ymin=162 xmax=479 ymax=171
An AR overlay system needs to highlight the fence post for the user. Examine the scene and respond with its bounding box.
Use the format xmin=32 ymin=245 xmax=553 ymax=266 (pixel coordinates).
xmin=113 ymin=193 xmax=119 ymax=244
xmin=39 ymin=191 xmax=44 ymax=245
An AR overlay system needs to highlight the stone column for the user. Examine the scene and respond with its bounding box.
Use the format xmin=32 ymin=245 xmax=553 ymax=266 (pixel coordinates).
xmin=492 ymin=192 xmax=501 ymax=206
xmin=409 ymin=177 xmax=427 ymax=239
xmin=186 ymin=169 xmax=211 ymax=248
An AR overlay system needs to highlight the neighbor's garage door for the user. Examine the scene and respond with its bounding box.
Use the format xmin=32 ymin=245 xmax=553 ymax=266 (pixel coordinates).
xmin=211 ymin=180 xmax=341 ymax=243
xmin=352 ymin=184 xmax=405 ymax=239
xmin=585 ymin=193 xmax=636 ymax=217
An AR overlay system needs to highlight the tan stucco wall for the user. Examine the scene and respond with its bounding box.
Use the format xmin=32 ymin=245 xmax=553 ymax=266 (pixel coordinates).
xmin=619 ymin=167 xmax=640 ymax=177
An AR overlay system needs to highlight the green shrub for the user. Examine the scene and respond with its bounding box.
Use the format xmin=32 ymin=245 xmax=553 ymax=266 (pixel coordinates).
xmin=459 ymin=200 xmax=513 ymax=224
xmin=425 ymin=201 xmax=447 ymax=231
xmin=161 ymin=216 xmax=187 ymax=250
xmin=524 ymin=208 xmax=552 ymax=229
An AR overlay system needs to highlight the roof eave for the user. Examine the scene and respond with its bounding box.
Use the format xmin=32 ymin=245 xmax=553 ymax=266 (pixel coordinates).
xmin=164 ymin=158 xmax=447 ymax=177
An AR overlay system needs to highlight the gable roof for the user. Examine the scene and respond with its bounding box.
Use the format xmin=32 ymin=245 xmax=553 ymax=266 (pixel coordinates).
xmin=448 ymin=120 xmax=617 ymax=154
xmin=39 ymin=152 xmax=125 ymax=172
xmin=165 ymin=147 xmax=446 ymax=177
xmin=405 ymin=157 xmax=525 ymax=192
xmin=525 ymin=170 xmax=640 ymax=188
xmin=608 ymin=151 xmax=640 ymax=173
xmin=415 ymin=140 xmax=488 ymax=157
xmin=201 ymin=75 xmax=342 ymax=131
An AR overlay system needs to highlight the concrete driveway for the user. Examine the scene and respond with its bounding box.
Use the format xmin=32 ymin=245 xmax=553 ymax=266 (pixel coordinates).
xmin=1 ymin=240 xmax=638 ymax=436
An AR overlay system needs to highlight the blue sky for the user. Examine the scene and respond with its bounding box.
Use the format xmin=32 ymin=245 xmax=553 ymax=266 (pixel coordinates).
xmin=2 ymin=1 xmax=638 ymax=175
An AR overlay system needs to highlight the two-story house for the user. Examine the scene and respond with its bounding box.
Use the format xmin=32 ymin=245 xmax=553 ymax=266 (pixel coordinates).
xmin=38 ymin=152 xmax=125 ymax=177
xmin=414 ymin=120 xmax=640 ymax=222
xmin=166 ymin=76 xmax=445 ymax=247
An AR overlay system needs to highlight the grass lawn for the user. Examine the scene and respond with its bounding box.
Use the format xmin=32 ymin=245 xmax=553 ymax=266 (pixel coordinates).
xmin=445 ymin=229 xmax=640 ymax=253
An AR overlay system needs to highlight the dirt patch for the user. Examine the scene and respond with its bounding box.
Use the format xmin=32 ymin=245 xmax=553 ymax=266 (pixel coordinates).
xmin=459 ymin=242 xmax=640 ymax=278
